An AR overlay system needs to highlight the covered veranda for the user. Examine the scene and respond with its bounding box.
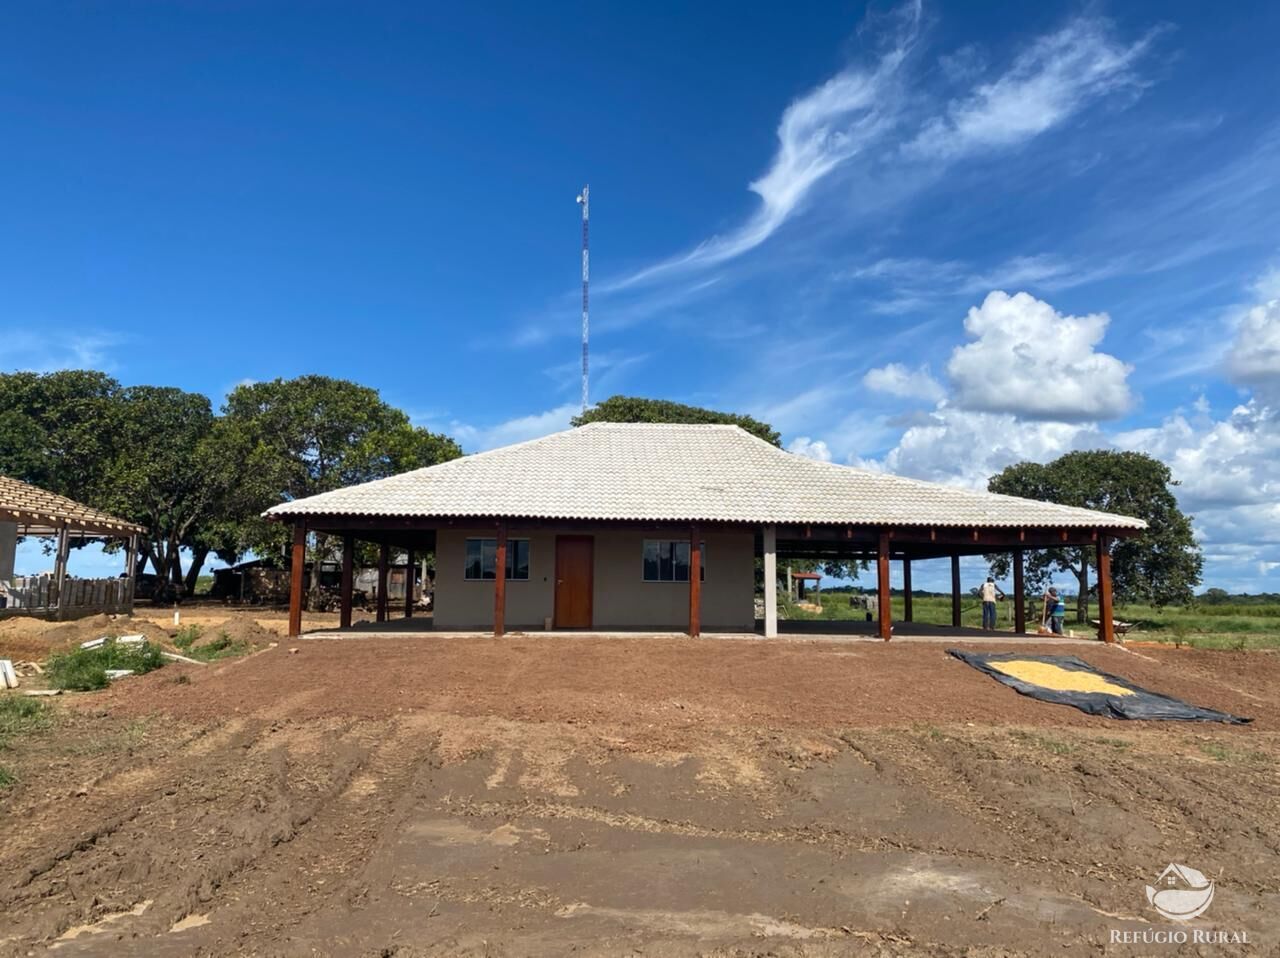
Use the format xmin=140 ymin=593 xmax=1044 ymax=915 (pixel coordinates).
xmin=278 ymin=516 xmax=1137 ymax=644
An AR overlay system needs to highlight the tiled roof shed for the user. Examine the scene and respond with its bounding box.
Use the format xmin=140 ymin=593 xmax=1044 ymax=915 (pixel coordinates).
xmin=0 ymin=475 xmax=145 ymax=537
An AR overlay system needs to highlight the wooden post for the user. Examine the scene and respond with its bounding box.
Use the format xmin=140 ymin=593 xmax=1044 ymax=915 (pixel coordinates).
xmin=53 ymin=526 xmax=69 ymax=619
xmin=493 ymin=523 xmax=507 ymax=637
xmin=1013 ymin=549 xmax=1026 ymax=634
xmin=288 ymin=521 xmax=306 ymax=637
xmin=688 ymin=524 xmax=702 ymax=637
xmin=902 ymin=558 xmax=913 ymax=622
xmin=1097 ymin=534 xmax=1115 ymax=644
xmin=762 ymin=525 xmax=777 ymax=638
xmin=376 ymin=542 xmax=389 ymax=623
xmin=876 ymin=531 xmax=892 ymax=640
xmin=339 ymin=534 xmax=354 ymax=629
xmin=404 ymin=547 xmax=415 ymax=619
xmin=950 ymin=554 xmax=962 ymax=628
xmin=124 ymin=533 xmax=138 ymax=612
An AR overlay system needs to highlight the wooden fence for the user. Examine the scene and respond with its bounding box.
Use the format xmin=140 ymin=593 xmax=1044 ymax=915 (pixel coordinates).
xmin=1 ymin=575 xmax=134 ymax=618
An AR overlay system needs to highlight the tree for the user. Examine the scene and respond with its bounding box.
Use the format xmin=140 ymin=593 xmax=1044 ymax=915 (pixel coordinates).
xmin=987 ymin=450 xmax=1202 ymax=621
xmin=573 ymin=396 xmax=781 ymax=446
xmin=220 ymin=376 xmax=463 ymax=582
xmin=0 ymin=370 xmax=123 ymax=505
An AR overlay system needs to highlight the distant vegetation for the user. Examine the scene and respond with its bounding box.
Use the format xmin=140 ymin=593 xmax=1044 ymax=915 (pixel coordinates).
xmin=573 ymin=395 xmax=781 ymax=446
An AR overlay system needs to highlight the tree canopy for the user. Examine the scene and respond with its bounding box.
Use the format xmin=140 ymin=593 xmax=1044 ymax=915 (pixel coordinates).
xmin=0 ymin=371 xmax=463 ymax=598
xmin=573 ymin=396 xmax=781 ymax=446
xmin=986 ymin=450 xmax=1202 ymax=619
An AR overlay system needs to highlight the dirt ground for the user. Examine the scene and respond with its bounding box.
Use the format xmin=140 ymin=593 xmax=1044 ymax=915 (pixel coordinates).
xmin=1 ymin=619 xmax=1278 ymax=956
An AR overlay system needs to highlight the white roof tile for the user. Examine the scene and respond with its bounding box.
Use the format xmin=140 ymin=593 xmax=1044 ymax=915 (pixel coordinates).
xmin=264 ymin=423 xmax=1146 ymax=530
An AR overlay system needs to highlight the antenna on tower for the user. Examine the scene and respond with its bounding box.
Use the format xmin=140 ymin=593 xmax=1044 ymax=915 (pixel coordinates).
xmin=576 ymin=185 xmax=589 ymax=413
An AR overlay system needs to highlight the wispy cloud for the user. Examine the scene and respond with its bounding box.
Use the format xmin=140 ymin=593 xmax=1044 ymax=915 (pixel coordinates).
xmin=602 ymin=1 xmax=924 ymax=293
xmin=905 ymin=16 xmax=1160 ymax=160
xmin=0 ymin=330 xmax=121 ymax=373
xmin=601 ymin=7 xmax=1157 ymax=301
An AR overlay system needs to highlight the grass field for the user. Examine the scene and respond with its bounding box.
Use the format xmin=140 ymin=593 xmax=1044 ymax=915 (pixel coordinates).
xmin=782 ymin=592 xmax=1280 ymax=649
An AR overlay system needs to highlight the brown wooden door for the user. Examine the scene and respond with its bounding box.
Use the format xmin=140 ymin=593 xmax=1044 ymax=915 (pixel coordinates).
xmin=554 ymin=536 xmax=593 ymax=629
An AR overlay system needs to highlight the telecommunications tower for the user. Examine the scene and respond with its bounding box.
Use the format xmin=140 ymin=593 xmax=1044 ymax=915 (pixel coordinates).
xmin=576 ymin=185 xmax=589 ymax=413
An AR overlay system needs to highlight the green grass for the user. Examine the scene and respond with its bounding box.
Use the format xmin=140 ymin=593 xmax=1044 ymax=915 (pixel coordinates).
xmin=173 ymin=625 xmax=202 ymax=650
xmin=183 ymin=631 xmax=249 ymax=662
xmin=0 ymin=696 xmax=54 ymax=790
xmin=0 ymin=696 xmax=52 ymax=746
xmin=779 ymin=592 xmax=1280 ymax=648
xmin=46 ymin=639 xmax=166 ymax=691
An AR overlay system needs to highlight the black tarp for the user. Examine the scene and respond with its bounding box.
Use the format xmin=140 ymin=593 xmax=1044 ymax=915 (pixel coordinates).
xmin=947 ymin=650 xmax=1251 ymax=724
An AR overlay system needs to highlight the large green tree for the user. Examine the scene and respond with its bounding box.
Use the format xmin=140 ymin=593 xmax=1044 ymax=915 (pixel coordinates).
xmin=0 ymin=370 xmax=122 ymax=505
xmin=986 ymin=450 xmax=1202 ymax=621
xmin=573 ymin=395 xmax=781 ymax=446
xmin=221 ymin=376 xmax=463 ymax=576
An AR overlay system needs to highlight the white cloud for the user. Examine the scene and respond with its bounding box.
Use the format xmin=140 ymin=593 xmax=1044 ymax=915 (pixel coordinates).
xmin=787 ymin=436 xmax=833 ymax=462
xmin=862 ymin=362 xmax=945 ymax=402
xmin=606 ymin=10 xmax=1157 ymax=296
xmin=1 ymin=330 xmax=120 ymax=373
xmin=905 ymin=16 xmax=1157 ymax=160
xmin=1225 ymin=298 xmax=1280 ymax=388
xmin=448 ymin=403 xmax=578 ymax=453
xmin=947 ymin=291 xmax=1133 ymax=420
xmin=867 ymin=405 xmax=1102 ymax=488
xmin=606 ymin=4 xmax=921 ymax=292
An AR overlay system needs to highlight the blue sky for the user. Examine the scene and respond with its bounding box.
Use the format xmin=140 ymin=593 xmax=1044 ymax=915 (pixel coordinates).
xmin=4 ymin=1 xmax=1279 ymax=593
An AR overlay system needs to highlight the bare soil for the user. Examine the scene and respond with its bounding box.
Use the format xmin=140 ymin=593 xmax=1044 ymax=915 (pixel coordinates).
xmin=1 ymin=623 xmax=1277 ymax=956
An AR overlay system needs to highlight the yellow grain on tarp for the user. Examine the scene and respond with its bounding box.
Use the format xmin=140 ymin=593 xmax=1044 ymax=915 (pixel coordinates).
xmin=988 ymin=660 xmax=1136 ymax=697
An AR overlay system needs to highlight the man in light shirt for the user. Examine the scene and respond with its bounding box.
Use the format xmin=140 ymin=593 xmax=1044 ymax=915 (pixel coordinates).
xmin=980 ymin=576 xmax=1005 ymax=631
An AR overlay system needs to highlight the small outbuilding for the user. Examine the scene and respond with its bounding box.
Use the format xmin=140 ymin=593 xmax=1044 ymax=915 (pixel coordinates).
xmin=264 ymin=423 xmax=1146 ymax=641
xmin=1 ymin=475 xmax=144 ymax=619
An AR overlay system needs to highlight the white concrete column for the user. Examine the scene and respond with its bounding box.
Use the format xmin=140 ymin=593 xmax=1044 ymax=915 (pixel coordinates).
xmin=0 ymin=521 xmax=16 ymax=580
xmin=763 ymin=525 xmax=778 ymax=638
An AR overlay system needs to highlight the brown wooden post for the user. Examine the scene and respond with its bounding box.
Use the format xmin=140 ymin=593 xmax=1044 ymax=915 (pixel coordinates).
xmin=52 ymin=526 xmax=70 ymax=620
xmin=688 ymin=524 xmax=702 ymax=637
xmin=902 ymin=558 xmax=913 ymax=622
xmin=124 ymin=532 xmax=138 ymax=612
xmin=493 ymin=522 xmax=507 ymax=637
xmin=1097 ymin=534 xmax=1115 ymax=644
xmin=288 ymin=521 xmax=306 ymax=637
xmin=339 ymin=534 xmax=354 ymax=629
xmin=376 ymin=542 xmax=389 ymax=623
xmin=950 ymin=553 xmax=962 ymax=628
xmin=404 ymin=547 xmax=415 ymax=619
xmin=1013 ymin=548 xmax=1026 ymax=634
xmin=877 ymin=531 xmax=892 ymax=640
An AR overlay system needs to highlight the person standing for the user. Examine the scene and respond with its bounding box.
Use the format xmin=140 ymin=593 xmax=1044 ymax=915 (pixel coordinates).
xmin=980 ymin=576 xmax=1005 ymax=630
xmin=1044 ymin=587 xmax=1067 ymax=635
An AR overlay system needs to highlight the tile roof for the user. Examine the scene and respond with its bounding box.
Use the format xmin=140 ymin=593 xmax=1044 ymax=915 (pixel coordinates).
xmin=265 ymin=423 xmax=1146 ymax=531
xmin=0 ymin=475 xmax=146 ymax=535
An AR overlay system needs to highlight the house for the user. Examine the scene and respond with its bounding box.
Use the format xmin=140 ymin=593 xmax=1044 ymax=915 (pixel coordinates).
xmin=0 ymin=475 xmax=144 ymax=620
xmin=264 ymin=423 xmax=1146 ymax=641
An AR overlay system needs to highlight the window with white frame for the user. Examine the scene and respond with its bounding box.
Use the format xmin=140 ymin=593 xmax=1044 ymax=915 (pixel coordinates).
xmin=642 ymin=539 xmax=706 ymax=582
xmin=464 ymin=538 xmax=530 ymax=580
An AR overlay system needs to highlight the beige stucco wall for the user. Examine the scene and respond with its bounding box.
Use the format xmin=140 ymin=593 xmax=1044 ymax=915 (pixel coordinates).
xmin=432 ymin=527 xmax=756 ymax=632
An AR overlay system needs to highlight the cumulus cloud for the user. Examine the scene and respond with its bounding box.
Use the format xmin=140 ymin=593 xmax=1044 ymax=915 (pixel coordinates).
xmin=947 ymin=291 xmax=1132 ymax=421
xmin=862 ymin=362 xmax=945 ymax=402
xmin=1225 ymin=298 xmax=1280 ymax=388
xmin=905 ymin=16 xmax=1157 ymax=160
xmin=870 ymin=406 xmax=1102 ymax=488
xmin=787 ymin=436 xmax=833 ymax=462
